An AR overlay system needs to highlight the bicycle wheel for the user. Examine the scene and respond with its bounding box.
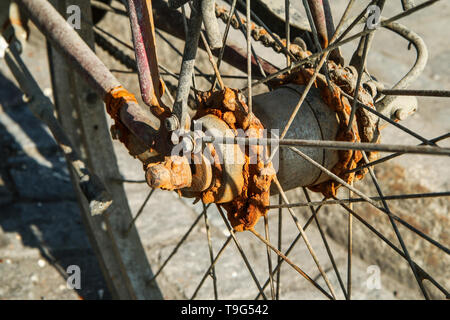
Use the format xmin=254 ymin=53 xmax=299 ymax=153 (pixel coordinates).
xmin=12 ymin=0 xmax=450 ymax=299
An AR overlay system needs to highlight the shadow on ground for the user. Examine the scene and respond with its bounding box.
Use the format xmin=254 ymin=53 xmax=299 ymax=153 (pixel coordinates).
xmin=0 ymin=72 xmax=111 ymax=299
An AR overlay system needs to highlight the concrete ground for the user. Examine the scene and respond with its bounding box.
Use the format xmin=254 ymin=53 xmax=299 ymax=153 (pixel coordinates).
xmin=0 ymin=0 xmax=448 ymax=300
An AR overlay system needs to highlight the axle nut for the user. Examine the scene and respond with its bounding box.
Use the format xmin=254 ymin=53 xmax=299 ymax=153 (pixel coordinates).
xmin=146 ymin=155 xmax=192 ymax=190
xmin=165 ymin=115 xmax=179 ymax=132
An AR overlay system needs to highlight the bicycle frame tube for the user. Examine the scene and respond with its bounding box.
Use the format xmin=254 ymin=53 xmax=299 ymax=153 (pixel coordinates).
xmin=127 ymin=0 xmax=170 ymax=118
xmin=15 ymin=0 xmax=164 ymax=156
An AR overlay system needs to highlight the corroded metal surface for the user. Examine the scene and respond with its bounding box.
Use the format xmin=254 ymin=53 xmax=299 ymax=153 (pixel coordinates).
xmin=146 ymin=155 xmax=192 ymax=190
xmin=195 ymin=88 xmax=275 ymax=231
xmin=191 ymin=114 xmax=246 ymax=203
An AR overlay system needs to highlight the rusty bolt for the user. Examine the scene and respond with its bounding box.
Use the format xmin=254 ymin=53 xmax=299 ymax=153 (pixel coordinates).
xmin=146 ymin=165 xmax=171 ymax=188
xmin=165 ymin=115 xmax=179 ymax=131
xmin=394 ymin=109 xmax=408 ymax=121
xmin=146 ymin=155 xmax=192 ymax=190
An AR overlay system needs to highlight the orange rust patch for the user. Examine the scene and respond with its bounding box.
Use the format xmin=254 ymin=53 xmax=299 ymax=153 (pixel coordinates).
xmin=104 ymin=86 xmax=138 ymax=150
xmin=146 ymin=155 xmax=192 ymax=190
xmin=195 ymin=88 xmax=274 ymax=232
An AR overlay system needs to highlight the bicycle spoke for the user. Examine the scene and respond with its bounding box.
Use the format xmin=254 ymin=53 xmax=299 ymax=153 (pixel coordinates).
xmin=247 ymin=0 xmax=361 ymax=89
xmin=303 ymin=188 xmax=348 ymax=299
xmin=213 ymin=136 xmax=450 ymax=155
xmin=148 ymin=205 xmax=209 ymax=283
xmin=302 ymin=0 xmax=334 ymax=88
xmin=200 ymin=31 xmax=225 ymax=89
xmin=340 ymin=90 xmax=436 ymax=146
xmin=348 ymin=0 xmax=385 ymax=129
xmin=362 ymin=151 xmax=430 ymax=299
xmin=213 ymin=0 xmax=238 ymax=88
xmin=347 ymin=132 xmax=450 ymax=174
xmin=379 ymin=89 xmax=450 ymax=97
xmin=77 ymin=0 xmax=448 ymax=301
xmin=216 ymin=205 xmax=268 ymax=300
xmin=235 ymin=0 xmax=297 ymax=62
xmin=302 ymin=0 xmax=323 ymax=54
xmin=264 ymin=0 xmax=357 ymax=163
xmin=334 ymin=2 xmax=372 ymax=47
xmin=246 ymin=0 xmax=252 ymax=113
xmin=276 ymin=194 xmax=282 ymax=299
xmin=161 ymin=72 xmax=259 ymax=80
xmin=273 ymin=177 xmax=337 ymax=299
xmin=347 ymin=33 xmax=370 ymax=131
xmin=401 ymin=0 xmax=415 ymax=11
xmin=221 ymin=0 xmax=268 ymax=79
xmin=155 ymin=28 xmax=213 ymax=85
xmin=256 ymin=203 xmax=325 ymax=299
xmin=125 ymin=189 xmax=155 ymax=236
xmin=347 ymin=185 xmax=353 ymax=300
xmin=335 ymin=199 xmax=449 ymax=298
xmin=285 ymin=0 xmax=291 ymax=67
xmin=250 ymin=229 xmax=334 ymax=300
xmin=263 ymin=214 xmax=275 ymax=299
xmin=337 ymin=0 xmax=439 ymax=50
xmin=191 ymin=235 xmax=233 ymax=299
xmin=288 ymin=146 xmax=450 ymax=254
xmin=267 ymin=191 xmax=450 ymax=209
xmin=203 ymin=203 xmax=218 ymax=299
xmin=249 ymin=0 xmax=439 ymax=90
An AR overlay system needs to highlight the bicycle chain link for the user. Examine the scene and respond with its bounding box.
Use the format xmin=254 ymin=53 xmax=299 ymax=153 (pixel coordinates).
xmin=94 ymin=4 xmax=311 ymax=70
xmin=214 ymin=4 xmax=311 ymax=60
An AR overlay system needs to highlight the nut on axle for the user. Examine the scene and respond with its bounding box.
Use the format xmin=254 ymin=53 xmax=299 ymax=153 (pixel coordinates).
xmin=146 ymin=155 xmax=192 ymax=190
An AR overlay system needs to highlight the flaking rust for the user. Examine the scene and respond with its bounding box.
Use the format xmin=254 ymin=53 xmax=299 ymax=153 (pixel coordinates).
xmin=195 ymin=88 xmax=275 ymax=232
xmin=143 ymin=62 xmax=380 ymax=229
xmin=141 ymin=55 xmax=380 ymax=231
xmin=146 ymin=155 xmax=192 ymax=190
